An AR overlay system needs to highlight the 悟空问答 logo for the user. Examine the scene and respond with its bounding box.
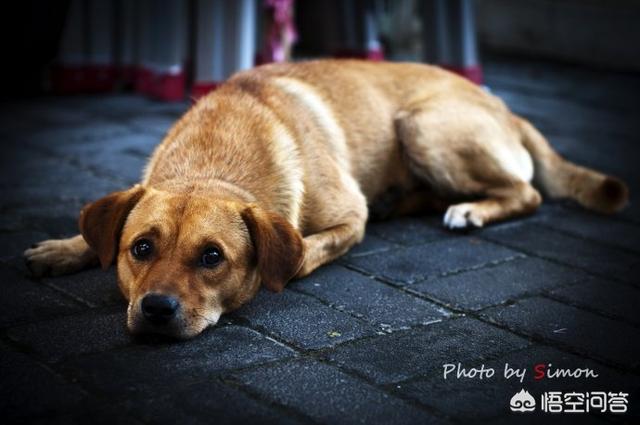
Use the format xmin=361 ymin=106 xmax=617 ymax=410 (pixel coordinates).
xmin=510 ymin=389 xmax=536 ymax=412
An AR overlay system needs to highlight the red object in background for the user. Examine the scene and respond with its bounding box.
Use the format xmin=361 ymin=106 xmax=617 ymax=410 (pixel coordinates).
xmin=51 ymin=64 xmax=117 ymax=94
xmin=134 ymin=67 xmax=153 ymax=96
xmin=191 ymin=82 xmax=219 ymax=100
xmin=50 ymin=65 xmax=85 ymax=94
xmin=366 ymin=48 xmax=385 ymax=61
xmin=135 ymin=67 xmax=185 ymax=102
xmin=151 ymin=70 xmax=186 ymax=102
xmin=83 ymin=64 xmax=117 ymax=92
xmin=119 ymin=65 xmax=137 ymax=88
xmin=442 ymin=64 xmax=483 ymax=85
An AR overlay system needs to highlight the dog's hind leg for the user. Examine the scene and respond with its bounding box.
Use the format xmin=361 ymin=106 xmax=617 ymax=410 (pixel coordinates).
xmin=24 ymin=234 xmax=99 ymax=277
xmin=442 ymin=182 xmax=541 ymax=229
xmin=395 ymin=98 xmax=542 ymax=229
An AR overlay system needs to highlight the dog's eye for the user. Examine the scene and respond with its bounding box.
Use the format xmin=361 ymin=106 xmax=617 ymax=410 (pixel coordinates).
xmin=131 ymin=238 xmax=154 ymax=260
xmin=200 ymin=247 xmax=223 ymax=268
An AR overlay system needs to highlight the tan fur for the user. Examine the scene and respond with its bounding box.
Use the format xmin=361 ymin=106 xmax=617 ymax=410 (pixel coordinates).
xmin=24 ymin=60 xmax=629 ymax=338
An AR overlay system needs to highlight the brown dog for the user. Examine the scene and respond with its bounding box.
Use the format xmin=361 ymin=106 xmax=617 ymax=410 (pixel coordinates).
xmin=24 ymin=60 xmax=628 ymax=338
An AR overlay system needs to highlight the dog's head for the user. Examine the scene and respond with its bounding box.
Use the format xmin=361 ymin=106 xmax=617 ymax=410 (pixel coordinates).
xmin=79 ymin=185 xmax=304 ymax=339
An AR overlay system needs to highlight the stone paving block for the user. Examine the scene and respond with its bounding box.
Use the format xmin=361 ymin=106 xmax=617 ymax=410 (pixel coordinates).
xmin=59 ymin=325 xmax=295 ymax=401
xmin=233 ymin=289 xmax=376 ymax=350
xmin=480 ymin=297 xmax=640 ymax=368
xmin=536 ymin=208 xmax=640 ymax=254
xmin=0 ymin=210 xmax=77 ymax=237
xmin=80 ymin=94 xmax=158 ymax=117
xmin=143 ymin=100 xmax=189 ymax=116
xmin=25 ymin=120 xmax=133 ymax=147
xmin=485 ymin=59 xmax=640 ymax=111
xmin=291 ymin=264 xmax=450 ymax=330
xmin=127 ymin=113 xmax=179 ymax=136
xmin=411 ymin=256 xmax=586 ymax=311
xmin=1 ymin=155 xmax=122 ymax=208
xmin=231 ymin=358 xmax=444 ymax=425
xmin=548 ymin=278 xmax=640 ymax=326
xmin=39 ymin=134 xmax=153 ymax=185
xmin=87 ymin=151 xmax=145 ymax=185
xmin=0 ymin=342 xmax=86 ymax=423
xmin=342 ymin=233 xmax=398 ymax=259
xmin=7 ymin=310 xmax=131 ymax=362
xmin=396 ymin=344 xmax=639 ymax=422
xmin=0 ymin=265 xmax=83 ymax=327
xmin=620 ymin=201 xmax=640 ymax=225
xmin=325 ymin=317 xmax=529 ymax=385
xmin=123 ymin=379 xmax=303 ymax=425
xmin=25 ymin=401 xmax=144 ymax=425
xmin=482 ymin=224 xmax=640 ymax=284
xmin=30 ymin=105 xmax=99 ymax=128
xmin=346 ymin=237 xmax=522 ymax=285
xmin=0 ymin=230 xmax=51 ymax=260
xmin=46 ymin=131 xmax=159 ymax=158
xmin=43 ymin=267 xmax=124 ymax=308
xmin=367 ymin=217 xmax=450 ymax=246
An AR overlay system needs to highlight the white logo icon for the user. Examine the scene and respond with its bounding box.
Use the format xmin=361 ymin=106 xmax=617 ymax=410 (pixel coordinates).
xmin=510 ymin=389 xmax=536 ymax=412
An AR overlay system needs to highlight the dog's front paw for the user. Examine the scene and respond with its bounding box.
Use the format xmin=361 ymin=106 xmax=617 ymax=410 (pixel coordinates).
xmin=443 ymin=203 xmax=484 ymax=230
xmin=23 ymin=237 xmax=95 ymax=277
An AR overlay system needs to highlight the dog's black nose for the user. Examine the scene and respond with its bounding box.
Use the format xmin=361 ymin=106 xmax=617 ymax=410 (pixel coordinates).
xmin=141 ymin=293 xmax=179 ymax=325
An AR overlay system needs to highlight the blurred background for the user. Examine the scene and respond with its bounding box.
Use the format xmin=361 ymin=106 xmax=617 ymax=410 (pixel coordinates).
xmin=1 ymin=0 xmax=639 ymax=100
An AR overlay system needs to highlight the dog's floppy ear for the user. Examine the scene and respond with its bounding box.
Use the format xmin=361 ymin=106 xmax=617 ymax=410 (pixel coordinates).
xmin=79 ymin=185 xmax=145 ymax=269
xmin=241 ymin=205 xmax=305 ymax=292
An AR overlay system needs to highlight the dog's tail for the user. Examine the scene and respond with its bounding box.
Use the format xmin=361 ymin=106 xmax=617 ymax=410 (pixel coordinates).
xmin=516 ymin=116 xmax=628 ymax=214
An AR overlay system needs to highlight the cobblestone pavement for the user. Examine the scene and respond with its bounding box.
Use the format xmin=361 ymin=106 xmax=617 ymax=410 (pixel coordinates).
xmin=1 ymin=58 xmax=639 ymax=424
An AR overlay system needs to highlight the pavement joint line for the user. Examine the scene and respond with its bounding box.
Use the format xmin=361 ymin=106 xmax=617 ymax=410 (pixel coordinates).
xmin=21 ymin=137 xmax=131 ymax=187
xmin=309 ymin=357 xmax=457 ymax=423
xmin=42 ymin=280 xmax=98 ymax=309
xmin=475 ymin=312 xmax=640 ymax=376
xmin=228 ymin=316 xmax=307 ymax=355
xmin=554 ymin=202 xmax=640 ymax=228
xmin=344 ymin=244 xmax=397 ymax=258
xmin=477 ymin=232 xmax=639 ymax=289
xmin=410 ymin=252 xmax=528 ymax=285
xmin=232 ymin=313 xmax=461 ymax=360
xmin=27 ymin=330 xmax=304 ymax=416
xmin=336 ymin=267 xmax=640 ymax=376
xmin=230 ymin=313 xmax=402 ymax=355
xmin=538 ymin=292 xmax=640 ymax=330
xmin=287 ymin=285 xmax=383 ymax=326
xmin=535 ymin=221 xmax=640 ymax=257
xmin=437 ymin=292 xmax=640 ymax=375
xmin=286 ymin=281 xmax=452 ymax=333
xmin=340 ymin=251 xmax=525 ymax=289
xmin=464 ymin=276 xmax=596 ymax=314
xmin=227 ymin=354 xmax=457 ymax=423
xmin=219 ymin=373 xmax=325 ymax=425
